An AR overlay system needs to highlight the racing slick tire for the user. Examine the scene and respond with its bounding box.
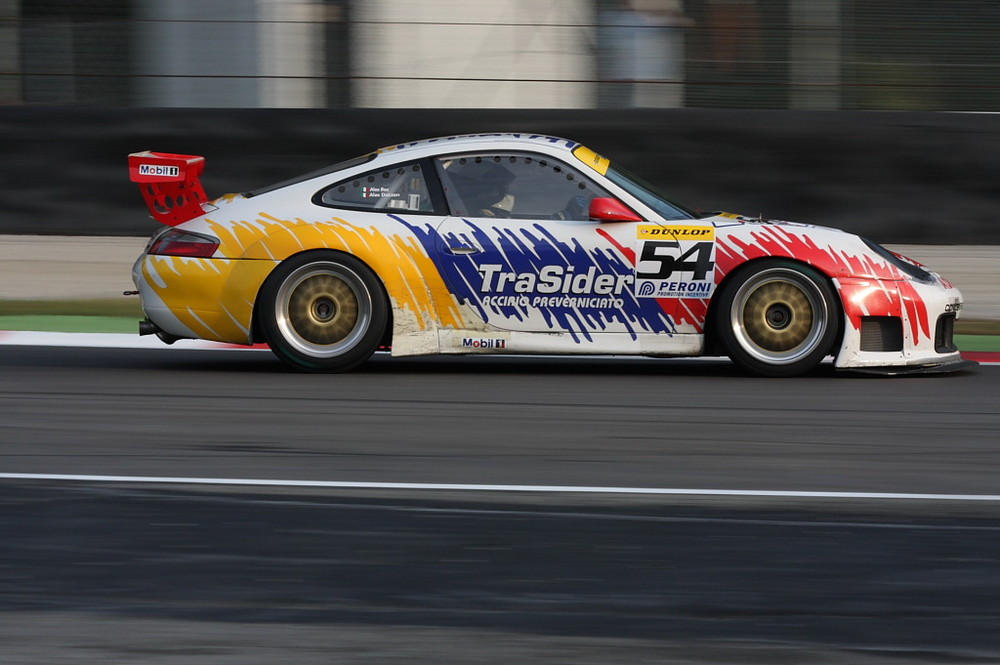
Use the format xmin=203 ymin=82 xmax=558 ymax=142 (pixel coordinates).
xmin=716 ymin=260 xmax=840 ymax=378
xmin=259 ymin=251 xmax=389 ymax=372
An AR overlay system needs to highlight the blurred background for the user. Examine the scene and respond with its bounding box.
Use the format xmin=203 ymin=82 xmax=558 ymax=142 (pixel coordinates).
xmin=4 ymin=10 xmax=1000 ymax=665
xmin=5 ymin=0 xmax=1000 ymax=110
xmin=0 ymin=0 xmax=998 ymax=239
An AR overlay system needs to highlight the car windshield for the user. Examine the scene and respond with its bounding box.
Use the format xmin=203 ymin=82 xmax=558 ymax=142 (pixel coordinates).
xmin=605 ymin=163 xmax=697 ymax=221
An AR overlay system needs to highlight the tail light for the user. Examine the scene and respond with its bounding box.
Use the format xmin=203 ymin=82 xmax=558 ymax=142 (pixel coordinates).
xmin=147 ymin=229 xmax=220 ymax=258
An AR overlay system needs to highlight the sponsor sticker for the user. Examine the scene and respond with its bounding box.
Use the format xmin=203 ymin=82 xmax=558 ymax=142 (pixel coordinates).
xmin=475 ymin=264 xmax=631 ymax=310
xmin=477 ymin=264 xmax=632 ymax=297
xmin=462 ymin=337 xmax=507 ymax=349
xmin=138 ymin=163 xmax=180 ymax=178
xmin=635 ymin=226 xmax=716 ymax=299
xmin=637 ymin=224 xmax=715 ymax=240
xmin=571 ymin=145 xmax=610 ymax=175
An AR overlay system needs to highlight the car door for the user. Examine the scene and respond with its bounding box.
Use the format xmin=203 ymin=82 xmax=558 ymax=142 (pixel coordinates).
xmin=431 ymin=151 xmax=679 ymax=337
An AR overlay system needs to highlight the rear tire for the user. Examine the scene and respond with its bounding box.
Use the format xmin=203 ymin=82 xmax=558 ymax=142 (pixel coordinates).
xmin=716 ymin=260 xmax=840 ymax=377
xmin=260 ymin=251 xmax=388 ymax=372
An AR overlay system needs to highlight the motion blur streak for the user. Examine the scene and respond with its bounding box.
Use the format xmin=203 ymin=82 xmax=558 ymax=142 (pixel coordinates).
xmin=3 ymin=473 xmax=1000 ymax=502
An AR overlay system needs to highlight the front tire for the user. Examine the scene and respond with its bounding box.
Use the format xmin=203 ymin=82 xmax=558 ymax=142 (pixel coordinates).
xmin=716 ymin=260 xmax=840 ymax=377
xmin=259 ymin=252 xmax=388 ymax=372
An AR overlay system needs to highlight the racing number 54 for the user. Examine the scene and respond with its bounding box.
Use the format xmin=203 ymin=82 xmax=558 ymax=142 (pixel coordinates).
xmin=636 ymin=241 xmax=715 ymax=281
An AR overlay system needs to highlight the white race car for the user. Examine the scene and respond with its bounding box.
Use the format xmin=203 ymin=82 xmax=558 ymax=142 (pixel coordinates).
xmin=129 ymin=133 xmax=971 ymax=376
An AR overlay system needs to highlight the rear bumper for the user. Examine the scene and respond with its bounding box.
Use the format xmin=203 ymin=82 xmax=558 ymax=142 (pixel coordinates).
xmin=132 ymin=254 xmax=276 ymax=344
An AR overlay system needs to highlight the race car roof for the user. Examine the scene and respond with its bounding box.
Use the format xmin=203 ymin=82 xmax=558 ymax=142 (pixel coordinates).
xmin=375 ymin=133 xmax=582 ymax=156
xmin=246 ymin=133 xmax=586 ymax=199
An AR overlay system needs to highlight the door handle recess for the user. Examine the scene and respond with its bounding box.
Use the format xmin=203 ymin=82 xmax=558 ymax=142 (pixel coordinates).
xmin=447 ymin=245 xmax=481 ymax=255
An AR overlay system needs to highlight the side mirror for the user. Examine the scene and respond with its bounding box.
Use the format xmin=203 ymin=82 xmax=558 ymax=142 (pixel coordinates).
xmin=589 ymin=197 xmax=643 ymax=223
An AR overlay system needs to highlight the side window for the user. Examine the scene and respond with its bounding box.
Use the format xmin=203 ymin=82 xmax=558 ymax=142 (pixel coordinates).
xmin=318 ymin=161 xmax=439 ymax=213
xmin=434 ymin=152 xmax=612 ymax=221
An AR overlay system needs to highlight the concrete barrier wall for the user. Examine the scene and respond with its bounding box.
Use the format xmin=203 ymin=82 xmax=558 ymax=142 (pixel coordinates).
xmin=1 ymin=107 xmax=998 ymax=243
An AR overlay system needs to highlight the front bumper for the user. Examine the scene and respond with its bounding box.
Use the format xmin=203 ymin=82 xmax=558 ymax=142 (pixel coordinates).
xmin=833 ymin=274 xmax=967 ymax=371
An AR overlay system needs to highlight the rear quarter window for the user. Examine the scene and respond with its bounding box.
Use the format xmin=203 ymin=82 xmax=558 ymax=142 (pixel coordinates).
xmin=317 ymin=160 xmax=443 ymax=214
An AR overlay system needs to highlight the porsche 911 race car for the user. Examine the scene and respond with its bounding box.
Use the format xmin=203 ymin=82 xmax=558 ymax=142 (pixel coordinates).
xmin=128 ymin=133 xmax=971 ymax=377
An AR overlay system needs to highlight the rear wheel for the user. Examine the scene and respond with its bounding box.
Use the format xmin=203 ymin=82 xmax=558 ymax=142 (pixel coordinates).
xmin=716 ymin=260 xmax=840 ymax=377
xmin=260 ymin=252 xmax=388 ymax=372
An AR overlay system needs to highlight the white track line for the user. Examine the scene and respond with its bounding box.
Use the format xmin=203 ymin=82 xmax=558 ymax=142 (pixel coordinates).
xmin=2 ymin=473 xmax=1000 ymax=502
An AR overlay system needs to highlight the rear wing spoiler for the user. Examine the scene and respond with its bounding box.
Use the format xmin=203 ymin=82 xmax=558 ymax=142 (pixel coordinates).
xmin=128 ymin=151 xmax=209 ymax=226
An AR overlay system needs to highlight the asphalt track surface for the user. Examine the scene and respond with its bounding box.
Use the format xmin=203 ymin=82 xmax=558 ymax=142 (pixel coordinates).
xmin=2 ymin=345 xmax=999 ymax=664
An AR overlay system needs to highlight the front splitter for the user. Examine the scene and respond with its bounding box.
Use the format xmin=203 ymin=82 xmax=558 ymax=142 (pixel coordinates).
xmin=840 ymin=358 xmax=979 ymax=376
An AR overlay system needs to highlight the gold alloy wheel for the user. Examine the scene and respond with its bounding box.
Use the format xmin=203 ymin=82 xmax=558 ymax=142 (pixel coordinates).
xmin=287 ymin=273 xmax=359 ymax=345
xmin=728 ymin=267 xmax=830 ymax=366
xmin=274 ymin=262 xmax=373 ymax=358
xmin=740 ymin=279 xmax=814 ymax=352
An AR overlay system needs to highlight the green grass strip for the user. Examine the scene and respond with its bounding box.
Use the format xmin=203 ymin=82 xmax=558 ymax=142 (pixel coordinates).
xmin=0 ymin=298 xmax=143 ymax=318
xmin=955 ymin=335 xmax=1000 ymax=352
xmin=0 ymin=315 xmax=137 ymax=334
xmin=0 ymin=298 xmax=142 ymax=334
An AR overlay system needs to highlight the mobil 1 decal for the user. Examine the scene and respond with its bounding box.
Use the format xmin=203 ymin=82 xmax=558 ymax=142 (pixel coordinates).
xmin=635 ymin=225 xmax=716 ymax=299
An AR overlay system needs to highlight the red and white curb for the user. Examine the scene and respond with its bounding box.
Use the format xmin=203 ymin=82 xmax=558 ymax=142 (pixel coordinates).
xmin=960 ymin=352 xmax=1000 ymax=365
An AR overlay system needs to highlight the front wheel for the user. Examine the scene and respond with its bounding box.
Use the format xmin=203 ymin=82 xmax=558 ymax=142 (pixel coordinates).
xmin=259 ymin=252 xmax=388 ymax=372
xmin=716 ymin=260 xmax=840 ymax=377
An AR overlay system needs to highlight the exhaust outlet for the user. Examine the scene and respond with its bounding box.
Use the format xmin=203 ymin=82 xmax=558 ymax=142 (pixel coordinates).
xmin=138 ymin=319 xmax=160 ymax=336
xmin=139 ymin=319 xmax=182 ymax=345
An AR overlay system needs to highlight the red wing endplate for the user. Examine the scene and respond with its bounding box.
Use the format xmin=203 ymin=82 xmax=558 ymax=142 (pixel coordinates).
xmin=128 ymin=151 xmax=209 ymax=226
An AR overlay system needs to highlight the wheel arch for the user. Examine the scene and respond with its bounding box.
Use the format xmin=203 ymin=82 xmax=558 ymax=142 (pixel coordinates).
xmin=250 ymin=247 xmax=393 ymax=347
xmin=704 ymin=256 xmax=844 ymax=358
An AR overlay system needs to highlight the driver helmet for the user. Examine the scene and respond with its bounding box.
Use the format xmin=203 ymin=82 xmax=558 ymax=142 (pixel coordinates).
xmin=449 ymin=159 xmax=516 ymax=215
